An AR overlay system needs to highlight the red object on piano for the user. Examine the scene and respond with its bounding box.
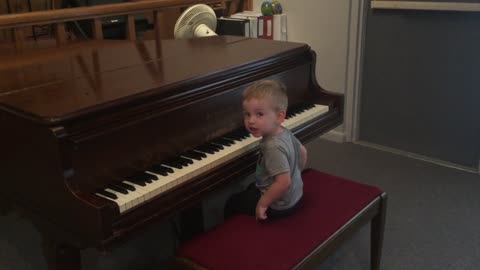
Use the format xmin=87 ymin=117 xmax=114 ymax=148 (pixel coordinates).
xmin=263 ymin=15 xmax=273 ymax=39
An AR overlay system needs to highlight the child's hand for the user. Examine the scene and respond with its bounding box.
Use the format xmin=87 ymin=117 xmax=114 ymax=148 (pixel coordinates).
xmin=256 ymin=204 xmax=268 ymax=220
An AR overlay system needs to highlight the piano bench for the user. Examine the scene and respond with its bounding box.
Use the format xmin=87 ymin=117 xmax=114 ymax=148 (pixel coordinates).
xmin=175 ymin=169 xmax=387 ymax=270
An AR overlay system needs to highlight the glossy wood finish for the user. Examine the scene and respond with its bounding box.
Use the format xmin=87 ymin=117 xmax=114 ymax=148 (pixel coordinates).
xmin=0 ymin=0 xmax=224 ymax=29
xmin=0 ymin=36 xmax=343 ymax=269
xmin=0 ymin=36 xmax=310 ymax=123
xmin=0 ymin=0 xmax=226 ymax=47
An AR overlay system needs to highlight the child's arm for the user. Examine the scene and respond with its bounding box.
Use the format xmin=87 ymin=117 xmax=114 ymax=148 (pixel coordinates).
xmin=299 ymin=144 xmax=307 ymax=170
xmin=256 ymin=172 xmax=291 ymax=220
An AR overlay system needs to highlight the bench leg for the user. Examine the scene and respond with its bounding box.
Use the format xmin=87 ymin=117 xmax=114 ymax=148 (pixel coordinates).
xmin=371 ymin=193 xmax=387 ymax=270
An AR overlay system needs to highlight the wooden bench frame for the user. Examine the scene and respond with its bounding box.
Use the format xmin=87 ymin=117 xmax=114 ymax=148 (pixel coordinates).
xmin=175 ymin=175 xmax=388 ymax=270
xmin=294 ymin=192 xmax=388 ymax=270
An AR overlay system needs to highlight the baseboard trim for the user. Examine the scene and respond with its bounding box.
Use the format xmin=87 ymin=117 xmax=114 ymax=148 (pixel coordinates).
xmin=355 ymin=141 xmax=479 ymax=175
xmin=321 ymin=130 xmax=346 ymax=143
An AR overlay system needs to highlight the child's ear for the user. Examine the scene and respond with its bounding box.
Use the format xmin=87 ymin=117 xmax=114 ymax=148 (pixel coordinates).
xmin=276 ymin=110 xmax=286 ymax=123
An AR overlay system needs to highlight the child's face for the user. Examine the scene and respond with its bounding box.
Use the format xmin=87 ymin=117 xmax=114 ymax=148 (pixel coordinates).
xmin=242 ymin=97 xmax=285 ymax=138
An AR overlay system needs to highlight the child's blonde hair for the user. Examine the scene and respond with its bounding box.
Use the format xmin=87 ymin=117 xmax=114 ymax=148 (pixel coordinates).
xmin=242 ymin=80 xmax=288 ymax=111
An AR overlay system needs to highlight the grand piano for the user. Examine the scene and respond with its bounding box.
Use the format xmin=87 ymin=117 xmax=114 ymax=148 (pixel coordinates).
xmin=0 ymin=35 xmax=343 ymax=269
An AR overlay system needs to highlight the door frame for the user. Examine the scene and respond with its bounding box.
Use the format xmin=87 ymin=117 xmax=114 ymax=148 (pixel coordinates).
xmin=344 ymin=0 xmax=368 ymax=142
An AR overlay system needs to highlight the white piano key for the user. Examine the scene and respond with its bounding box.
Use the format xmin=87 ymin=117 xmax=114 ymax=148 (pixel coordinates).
xmin=123 ymin=187 xmax=145 ymax=206
xmin=95 ymin=104 xmax=329 ymax=213
xmin=123 ymin=181 xmax=153 ymax=200
xmin=146 ymin=171 xmax=182 ymax=195
xmin=102 ymin=189 xmax=130 ymax=212
xmin=95 ymin=193 xmax=126 ymax=212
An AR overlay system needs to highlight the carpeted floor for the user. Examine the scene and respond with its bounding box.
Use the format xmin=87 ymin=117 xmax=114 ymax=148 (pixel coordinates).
xmin=306 ymin=139 xmax=480 ymax=270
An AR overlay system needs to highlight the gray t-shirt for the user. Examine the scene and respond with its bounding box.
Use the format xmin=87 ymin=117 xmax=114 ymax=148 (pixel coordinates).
xmin=255 ymin=127 xmax=303 ymax=210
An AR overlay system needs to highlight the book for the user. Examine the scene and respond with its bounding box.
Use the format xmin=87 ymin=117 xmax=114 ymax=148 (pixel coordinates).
xmin=273 ymin=14 xmax=287 ymax=41
xmin=230 ymin=11 xmax=264 ymax=38
xmin=216 ymin=17 xmax=250 ymax=37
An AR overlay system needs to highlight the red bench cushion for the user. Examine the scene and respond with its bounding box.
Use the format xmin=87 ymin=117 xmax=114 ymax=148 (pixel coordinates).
xmin=177 ymin=169 xmax=383 ymax=270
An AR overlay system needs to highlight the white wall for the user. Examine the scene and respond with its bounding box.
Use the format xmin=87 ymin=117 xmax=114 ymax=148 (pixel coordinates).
xmin=252 ymin=0 xmax=351 ymax=94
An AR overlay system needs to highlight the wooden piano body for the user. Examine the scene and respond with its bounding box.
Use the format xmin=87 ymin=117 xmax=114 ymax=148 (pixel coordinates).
xmin=0 ymin=3 xmax=343 ymax=270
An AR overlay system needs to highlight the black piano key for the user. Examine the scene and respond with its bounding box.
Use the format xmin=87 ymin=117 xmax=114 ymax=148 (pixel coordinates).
xmin=108 ymin=184 xmax=129 ymax=195
xmin=115 ymin=182 xmax=136 ymax=191
xmin=128 ymin=179 xmax=147 ymax=186
xmin=224 ymin=141 xmax=235 ymax=146
xmin=287 ymin=103 xmax=311 ymax=118
xmin=97 ymin=190 xmax=118 ymax=200
xmin=212 ymin=138 xmax=229 ymax=146
xmin=143 ymin=171 xmax=158 ymax=180
xmin=173 ymin=157 xmax=190 ymax=166
xmin=171 ymin=158 xmax=187 ymax=167
xmin=195 ymin=145 xmax=216 ymax=154
xmin=208 ymin=143 xmax=224 ymax=151
xmin=147 ymin=169 xmax=168 ymax=176
xmin=305 ymin=103 xmax=315 ymax=109
xmin=237 ymin=130 xmax=250 ymax=138
xmin=191 ymin=150 xmax=207 ymax=158
xmin=178 ymin=156 xmax=194 ymax=165
xmin=196 ymin=150 xmax=208 ymax=157
xmin=212 ymin=138 xmax=234 ymax=146
xmin=206 ymin=143 xmax=221 ymax=151
xmin=147 ymin=164 xmax=169 ymax=176
xmin=152 ymin=164 xmax=174 ymax=173
xmin=182 ymin=151 xmax=204 ymax=160
xmin=158 ymin=164 xmax=174 ymax=173
xmin=145 ymin=178 xmax=154 ymax=183
xmin=127 ymin=172 xmax=157 ymax=184
xmin=162 ymin=160 xmax=183 ymax=169
xmin=132 ymin=176 xmax=152 ymax=185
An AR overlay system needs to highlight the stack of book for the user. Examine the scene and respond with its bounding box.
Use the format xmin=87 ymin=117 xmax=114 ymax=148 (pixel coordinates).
xmin=216 ymin=11 xmax=287 ymax=41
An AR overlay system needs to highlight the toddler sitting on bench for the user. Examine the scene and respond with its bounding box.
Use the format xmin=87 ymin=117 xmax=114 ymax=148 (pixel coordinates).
xmin=225 ymin=79 xmax=307 ymax=221
xmin=175 ymin=79 xmax=387 ymax=270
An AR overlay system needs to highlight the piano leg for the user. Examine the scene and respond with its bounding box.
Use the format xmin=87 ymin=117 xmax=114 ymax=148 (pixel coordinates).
xmin=42 ymin=240 xmax=81 ymax=270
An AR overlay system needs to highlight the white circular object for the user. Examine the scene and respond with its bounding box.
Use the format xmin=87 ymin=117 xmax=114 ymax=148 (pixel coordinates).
xmin=174 ymin=4 xmax=218 ymax=39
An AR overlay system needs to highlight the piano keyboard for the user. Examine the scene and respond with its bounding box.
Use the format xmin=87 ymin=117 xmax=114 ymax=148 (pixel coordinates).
xmin=95 ymin=103 xmax=329 ymax=213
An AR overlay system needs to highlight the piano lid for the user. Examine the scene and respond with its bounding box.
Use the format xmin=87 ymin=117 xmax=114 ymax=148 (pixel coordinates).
xmin=0 ymin=36 xmax=309 ymax=125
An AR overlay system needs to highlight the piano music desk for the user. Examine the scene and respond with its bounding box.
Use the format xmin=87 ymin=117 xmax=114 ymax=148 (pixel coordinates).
xmin=176 ymin=169 xmax=387 ymax=270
